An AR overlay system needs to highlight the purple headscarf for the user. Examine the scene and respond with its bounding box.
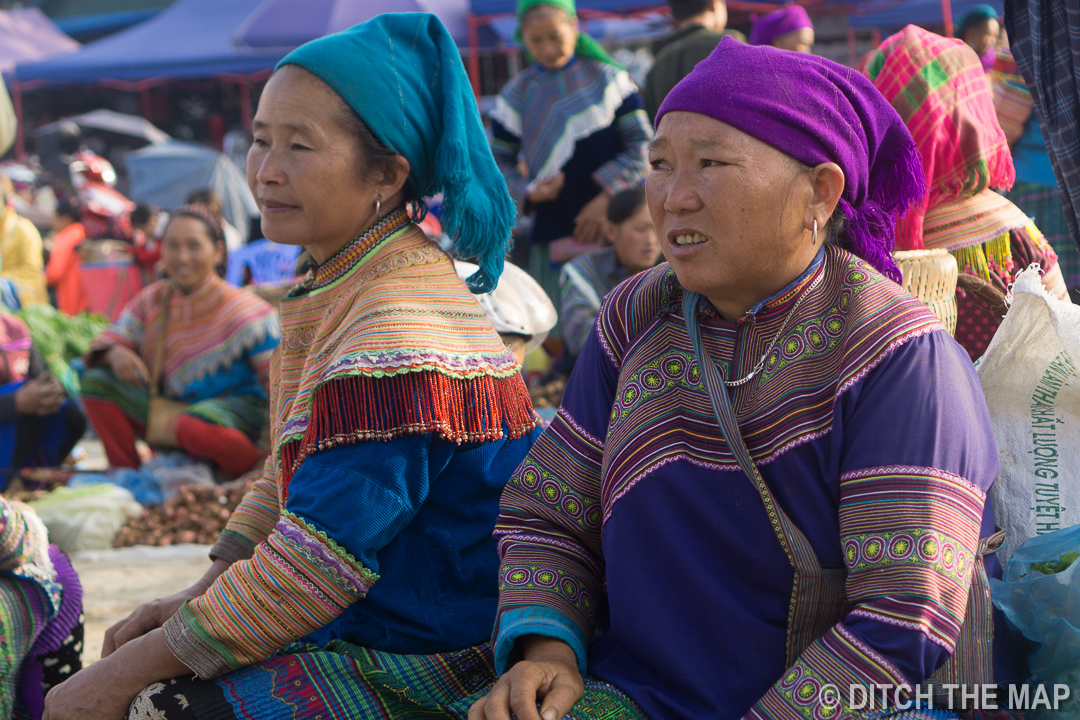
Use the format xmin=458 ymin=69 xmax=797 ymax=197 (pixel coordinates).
xmin=656 ymin=36 xmax=925 ymax=282
xmin=750 ymin=5 xmax=814 ymax=46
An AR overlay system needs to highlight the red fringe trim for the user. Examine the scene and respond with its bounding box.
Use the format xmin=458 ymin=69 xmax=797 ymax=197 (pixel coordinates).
xmin=279 ymin=371 xmax=540 ymax=490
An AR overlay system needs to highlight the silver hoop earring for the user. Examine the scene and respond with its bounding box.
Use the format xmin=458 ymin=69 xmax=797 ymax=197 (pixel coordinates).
xmin=812 ymin=219 xmax=818 ymax=246
xmin=376 ymin=197 xmax=382 ymax=221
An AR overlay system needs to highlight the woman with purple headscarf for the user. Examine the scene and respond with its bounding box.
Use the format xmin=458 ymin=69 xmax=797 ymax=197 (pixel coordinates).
xmin=750 ymin=4 xmax=814 ymax=53
xmin=472 ymin=36 xmax=1015 ymax=720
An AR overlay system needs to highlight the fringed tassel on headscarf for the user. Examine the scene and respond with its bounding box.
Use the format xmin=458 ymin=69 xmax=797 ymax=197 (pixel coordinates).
xmin=278 ymin=371 xmax=540 ymax=490
xmin=846 ymin=136 xmax=927 ymax=283
xmin=436 ymin=136 xmax=516 ymax=294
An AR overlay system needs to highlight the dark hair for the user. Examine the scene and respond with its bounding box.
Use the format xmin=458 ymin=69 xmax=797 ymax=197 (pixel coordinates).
xmin=165 ymin=203 xmax=228 ymax=276
xmin=607 ymin=186 xmax=648 ymax=225
xmin=330 ymin=94 xmax=418 ymax=208
xmin=56 ymin=196 xmax=81 ymax=222
xmin=131 ymin=203 xmax=157 ymax=228
xmin=667 ymin=0 xmax=723 ymax=23
xmin=185 ymin=188 xmax=221 ymax=207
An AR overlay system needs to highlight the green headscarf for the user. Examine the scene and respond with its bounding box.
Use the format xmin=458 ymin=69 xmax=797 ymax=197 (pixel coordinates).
xmin=279 ymin=13 xmax=513 ymax=294
xmin=516 ymin=0 xmax=620 ymax=67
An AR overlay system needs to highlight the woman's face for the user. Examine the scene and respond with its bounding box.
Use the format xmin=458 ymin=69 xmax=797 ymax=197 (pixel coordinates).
xmin=963 ymin=18 xmax=1000 ymax=56
xmin=248 ymin=66 xmax=383 ymax=259
xmin=773 ymin=27 xmax=815 ymax=53
xmin=611 ymin=204 xmax=661 ymax=274
xmin=521 ymin=7 xmax=578 ymax=70
xmin=646 ymin=112 xmax=823 ymax=319
xmin=162 ymin=216 xmax=223 ymax=293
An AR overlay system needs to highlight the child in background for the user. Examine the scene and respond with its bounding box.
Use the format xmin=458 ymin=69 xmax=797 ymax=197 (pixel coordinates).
xmin=490 ymin=0 xmax=652 ymax=333
xmin=559 ymin=186 xmax=661 ymax=361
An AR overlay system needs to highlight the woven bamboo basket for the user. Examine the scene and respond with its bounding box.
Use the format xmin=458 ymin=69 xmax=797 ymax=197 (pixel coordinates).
xmin=893 ymin=249 xmax=959 ymax=336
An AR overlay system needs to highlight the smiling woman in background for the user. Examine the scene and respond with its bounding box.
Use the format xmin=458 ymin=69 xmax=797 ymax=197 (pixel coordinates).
xmin=81 ymin=204 xmax=279 ymax=480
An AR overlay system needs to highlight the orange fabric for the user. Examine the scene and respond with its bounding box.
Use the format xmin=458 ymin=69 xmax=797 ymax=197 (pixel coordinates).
xmin=44 ymin=223 xmax=88 ymax=315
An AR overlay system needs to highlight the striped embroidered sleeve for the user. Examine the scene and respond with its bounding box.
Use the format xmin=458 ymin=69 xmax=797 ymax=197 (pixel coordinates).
xmin=165 ymin=438 xmax=430 ymax=678
xmin=210 ymin=456 xmax=280 ymax=564
xmin=745 ymin=467 xmax=986 ymax=720
xmin=592 ymin=94 xmax=653 ymax=196
xmin=492 ymin=325 xmax=620 ymax=676
xmin=746 ymin=333 xmax=998 ymax=720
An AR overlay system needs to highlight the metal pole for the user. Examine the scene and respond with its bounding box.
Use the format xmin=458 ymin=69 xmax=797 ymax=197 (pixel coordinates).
xmin=240 ymin=80 xmax=252 ymax=129
xmin=468 ymin=13 xmax=481 ymax=99
xmin=12 ymin=81 xmax=26 ymax=163
xmin=942 ymin=0 xmax=954 ymax=38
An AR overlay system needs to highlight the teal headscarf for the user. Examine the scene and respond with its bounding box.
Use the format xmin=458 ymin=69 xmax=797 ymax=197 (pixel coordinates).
xmin=516 ymin=0 xmax=620 ymax=67
xmin=279 ymin=13 xmax=513 ymax=293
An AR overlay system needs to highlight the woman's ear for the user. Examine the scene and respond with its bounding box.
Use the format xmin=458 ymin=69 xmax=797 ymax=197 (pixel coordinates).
xmin=805 ymin=162 xmax=845 ymax=232
xmin=380 ymin=155 xmax=412 ymax=202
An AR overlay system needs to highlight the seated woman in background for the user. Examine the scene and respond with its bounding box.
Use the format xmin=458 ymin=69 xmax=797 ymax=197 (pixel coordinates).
xmin=0 ymin=312 xmax=86 ymax=484
xmin=864 ymin=25 xmax=1069 ymax=361
xmin=0 ymin=496 xmax=83 ymax=720
xmin=81 ymin=204 xmax=279 ymax=478
xmin=560 ymin=186 xmax=661 ymax=359
xmin=749 ymin=4 xmax=815 ymax=53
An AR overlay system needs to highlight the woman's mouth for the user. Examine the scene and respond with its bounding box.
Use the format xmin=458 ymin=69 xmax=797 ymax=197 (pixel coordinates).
xmin=672 ymin=233 xmax=708 ymax=246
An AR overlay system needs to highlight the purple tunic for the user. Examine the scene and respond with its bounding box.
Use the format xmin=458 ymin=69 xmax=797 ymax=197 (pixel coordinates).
xmin=492 ymin=247 xmax=1010 ymax=720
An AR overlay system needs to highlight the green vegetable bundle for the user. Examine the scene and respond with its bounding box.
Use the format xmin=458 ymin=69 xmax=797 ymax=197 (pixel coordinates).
xmin=15 ymin=305 xmax=109 ymax=394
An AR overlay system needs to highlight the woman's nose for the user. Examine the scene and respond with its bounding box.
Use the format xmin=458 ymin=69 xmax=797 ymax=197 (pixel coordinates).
xmin=663 ymin=172 xmax=704 ymax=215
xmin=254 ymin=148 xmax=286 ymax=186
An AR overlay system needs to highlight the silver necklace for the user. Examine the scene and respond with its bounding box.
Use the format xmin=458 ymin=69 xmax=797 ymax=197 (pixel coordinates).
xmin=722 ymin=270 xmax=825 ymax=387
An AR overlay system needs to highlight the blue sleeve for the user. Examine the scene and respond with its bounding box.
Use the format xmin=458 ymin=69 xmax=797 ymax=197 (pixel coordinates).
xmin=284 ymin=435 xmax=444 ymax=572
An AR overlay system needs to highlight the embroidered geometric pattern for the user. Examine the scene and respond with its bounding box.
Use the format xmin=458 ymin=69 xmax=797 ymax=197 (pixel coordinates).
xmin=746 ymin=625 xmax=909 ymax=720
xmin=596 ymin=248 xmax=943 ymax=519
xmin=839 ymin=465 xmax=986 ymax=650
xmin=494 ymin=407 xmax=606 ymax=656
xmin=93 ymin=274 xmax=279 ymax=399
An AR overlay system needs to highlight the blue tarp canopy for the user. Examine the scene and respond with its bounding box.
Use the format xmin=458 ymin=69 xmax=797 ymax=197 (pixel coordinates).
xmin=14 ymin=0 xmax=283 ymax=84
xmin=125 ymin=140 xmax=259 ymax=243
xmin=845 ymin=0 xmax=1004 ymax=29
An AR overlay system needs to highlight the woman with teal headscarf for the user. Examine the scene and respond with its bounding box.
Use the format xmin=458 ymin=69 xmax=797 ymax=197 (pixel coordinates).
xmin=492 ymin=0 xmax=653 ymax=339
xmin=40 ymin=14 xmax=548 ymax=720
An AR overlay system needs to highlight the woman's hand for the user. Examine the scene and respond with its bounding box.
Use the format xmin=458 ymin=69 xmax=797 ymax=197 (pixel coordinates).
xmin=102 ymin=558 xmax=230 ymax=657
xmin=42 ymin=654 xmax=140 ymax=720
xmin=468 ymin=636 xmax=583 ymax=720
xmin=527 ymin=173 xmax=566 ymax=205
xmin=107 ymin=346 xmax=151 ymax=386
xmin=573 ymin=193 xmax=610 ymax=245
xmin=45 ymin=629 xmax=192 ymax=720
xmin=15 ymin=373 xmax=66 ymax=416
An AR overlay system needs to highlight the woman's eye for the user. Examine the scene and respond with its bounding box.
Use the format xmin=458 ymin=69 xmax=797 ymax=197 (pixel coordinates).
xmin=290 ymin=143 xmax=310 ymax=151
xmin=702 ymin=159 xmax=724 ymax=167
xmin=649 ymin=158 xmax=667 ymax=170
xmin=252 ymin=137 xmax=269 ymax=147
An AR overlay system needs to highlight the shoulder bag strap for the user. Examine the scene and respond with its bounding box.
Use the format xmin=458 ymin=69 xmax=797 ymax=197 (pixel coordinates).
xmin=149 ymin=286 xmax=173 ymax=400
xmin=682 ymin=291 xmax=843 ymax=664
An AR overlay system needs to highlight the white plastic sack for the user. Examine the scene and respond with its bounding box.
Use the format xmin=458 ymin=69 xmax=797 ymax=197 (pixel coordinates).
xmin=30 ymin=483 xmax=143 ymax=554
xmin=977 ymin=265 xmax=1080 ymax=565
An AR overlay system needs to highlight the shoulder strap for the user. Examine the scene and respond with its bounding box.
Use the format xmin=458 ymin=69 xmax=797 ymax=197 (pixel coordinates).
xmin=682 ymin=291 xmax=822 ymax=573
xmin=149 ymin=285 xmax=173 ymax=399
